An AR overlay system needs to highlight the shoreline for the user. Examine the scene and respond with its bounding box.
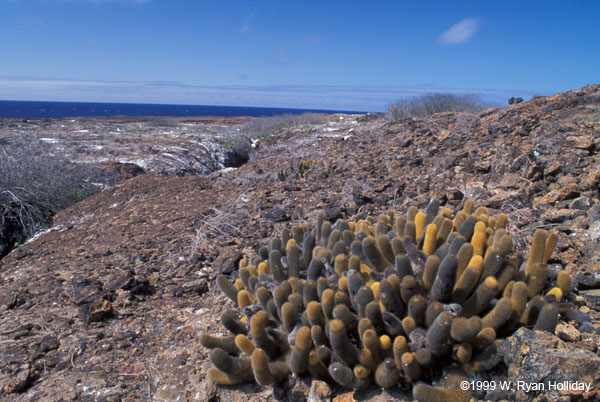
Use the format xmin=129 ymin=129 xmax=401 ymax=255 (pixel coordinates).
xmin=0 ymin=112 xmax=368 ymax=125
xmin=0 ymin=99 xmax=370 ymax=120
xmin=0 ymin=114 xmax=254 ymax=124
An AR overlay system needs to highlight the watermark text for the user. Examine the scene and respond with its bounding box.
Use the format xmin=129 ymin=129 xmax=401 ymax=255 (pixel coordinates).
xmin=460 ymin=380 xmax=592 ymax=393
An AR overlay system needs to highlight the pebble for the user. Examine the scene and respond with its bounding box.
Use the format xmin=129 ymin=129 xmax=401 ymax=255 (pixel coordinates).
xmin=579 ymin=322 xmax=599 ymax=334
xmin=87 ymin=299 xmax=113 ymax=323
xmin=576 ymin=271 xmax=600 ymax=289
xmin=556 ymin=322 xmax=581 ymax=342
xmin=580 ymin=289 xmax=600 ymax=307
xmin=564 ymin=309 xmax=592 ymax=325
xmin=3 ymin=364 xmax=31 ymax=393
xmin=309 ymin=380 xmax=332 ymax=402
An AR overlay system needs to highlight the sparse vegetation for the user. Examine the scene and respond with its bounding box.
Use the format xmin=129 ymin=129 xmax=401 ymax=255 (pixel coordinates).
xmin=191 ymin=194 xmax=253 ymax=255
xmin=241 ymin=113 xmax=329 ymax=138
xmin=213 ymin=135 xmax=251 ymax=153
xmin=0 ymin=135 xmax=115 ymax=256
xmin=387 ymin=93 xmax=492 ymax=121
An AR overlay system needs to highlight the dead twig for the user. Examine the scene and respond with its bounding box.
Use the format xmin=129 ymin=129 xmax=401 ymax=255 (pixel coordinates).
xmin=191 ymin=194 xmax=251 ymax=254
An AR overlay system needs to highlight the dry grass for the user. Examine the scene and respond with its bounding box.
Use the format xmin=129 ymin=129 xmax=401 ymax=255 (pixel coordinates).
xmin=241 ymin=113 xmax=329 ymax=137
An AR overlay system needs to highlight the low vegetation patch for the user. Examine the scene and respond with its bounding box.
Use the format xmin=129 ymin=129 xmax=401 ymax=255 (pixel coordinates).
xmin=387 ymin=93 xmax=492 ymax=121
xmin=0 ymin=135 xmax=114 ymax=257
xmin=242 ymin=113 xmax=329 ymax=138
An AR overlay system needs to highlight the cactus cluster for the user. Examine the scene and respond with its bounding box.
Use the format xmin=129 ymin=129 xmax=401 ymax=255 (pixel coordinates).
xmin=201 ymin=199 xmax=573 ymax=400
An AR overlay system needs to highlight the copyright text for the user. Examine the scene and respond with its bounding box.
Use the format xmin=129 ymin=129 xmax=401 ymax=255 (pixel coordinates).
xmin=460 ymin=380 xmax=591 ymax=393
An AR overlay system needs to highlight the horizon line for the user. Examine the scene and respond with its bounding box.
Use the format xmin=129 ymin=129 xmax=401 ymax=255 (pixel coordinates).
xmin=0 ymin=98 xmax=369 ymax=114
xmin=0 ymin=76 xmax=553 ymax=112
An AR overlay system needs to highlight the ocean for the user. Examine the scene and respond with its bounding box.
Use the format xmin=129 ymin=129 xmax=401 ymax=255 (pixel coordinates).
xmin=0 ymin=100 xmax=365 ymax=119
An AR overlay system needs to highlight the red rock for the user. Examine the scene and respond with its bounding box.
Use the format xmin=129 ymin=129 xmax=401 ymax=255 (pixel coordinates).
xmin=2 ymin=364 xmax=32 ymax=393
xmin=500 ymin=328 xmax=600 ymax=401
xmin=87 ymin=299 xmax=113 ymax=323
xmin=566 ymin=135 xmax=594 ymax=150
xmin=542 ymin=208 xmax=586 ymax=223
xmin=212 ymin=247 xmax=242 ymax=275
xmin=582 ymin=164 xmax=600 ymax=190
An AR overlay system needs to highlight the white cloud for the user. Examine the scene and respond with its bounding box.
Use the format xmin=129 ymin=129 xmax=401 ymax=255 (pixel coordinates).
xmin=438 ymin=18 xmax=480 ymax=45
xmin=240 ymin=12 xmax=257 ymax=33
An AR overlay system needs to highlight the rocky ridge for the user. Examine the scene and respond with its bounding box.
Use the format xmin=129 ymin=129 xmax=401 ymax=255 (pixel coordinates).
xmin=0 ymin=85 xmax=599 ymax=401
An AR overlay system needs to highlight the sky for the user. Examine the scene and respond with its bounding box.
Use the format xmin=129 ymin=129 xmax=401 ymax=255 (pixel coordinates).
xmin=0 ymin=0 xmax=598 ymax=111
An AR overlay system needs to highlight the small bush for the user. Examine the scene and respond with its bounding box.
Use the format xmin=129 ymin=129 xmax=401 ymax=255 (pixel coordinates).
xmin=214 ymin=134 xmax=252 ymax=153
xmin=242 ymin=113 xmax=329 ymax=138
xmin=0 ymin=135 xmax=112 ymax=256
xmin=192 ymin=194 xmax=253 ymax=256
xmin=387 ymin=93 xmax=492 ymax=121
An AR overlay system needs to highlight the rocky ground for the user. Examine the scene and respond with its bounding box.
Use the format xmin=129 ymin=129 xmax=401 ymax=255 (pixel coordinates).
xmin=0 ymin=85 xmax=599 ymax=401
xmin=0 ymin=115 xmax=254 ymax=177
xmin=0 ymin=115 xmax=256 ymax=257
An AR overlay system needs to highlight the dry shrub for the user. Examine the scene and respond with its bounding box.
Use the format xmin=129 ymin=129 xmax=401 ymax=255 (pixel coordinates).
xmin=192 ymin=195 xmax=253 ymax=254
xmin=0 ymin=135 xmax=115 ymax=256
xmin=387 ymin=93 xmax=492 ymax=121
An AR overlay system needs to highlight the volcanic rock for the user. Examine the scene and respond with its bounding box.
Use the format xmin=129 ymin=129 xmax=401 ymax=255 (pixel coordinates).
xmin=500 ymin=328 xmax=600 ymax=401
xmin=1 ymin=85 xmax=600 ymax=400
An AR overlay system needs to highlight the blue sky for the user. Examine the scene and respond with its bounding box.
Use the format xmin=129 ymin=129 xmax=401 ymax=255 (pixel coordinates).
xmin=0 ymin=0 xmax=598 ymax=111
